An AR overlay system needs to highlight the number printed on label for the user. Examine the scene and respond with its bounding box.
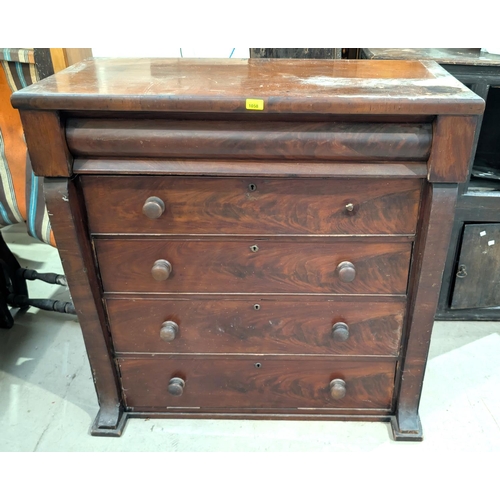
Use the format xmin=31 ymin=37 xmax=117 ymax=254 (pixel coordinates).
xmin=246 ymin=98 xmax=264 ymax=111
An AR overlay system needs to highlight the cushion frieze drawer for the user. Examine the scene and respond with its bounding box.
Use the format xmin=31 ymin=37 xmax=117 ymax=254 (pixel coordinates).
xmin=118 ymin=357 xmax=397 ymax=410
xmin=107 ymin=298 xmax=405 ymax=356
xmin=67 ymin=119 xmax=432 ymax=161
xmin=81 ymin=176 xmax=422 ymax=236
xmin=95 ymin=238 xmax=412 ymax=294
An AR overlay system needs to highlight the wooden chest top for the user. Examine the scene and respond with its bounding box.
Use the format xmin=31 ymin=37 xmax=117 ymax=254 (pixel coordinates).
xmin=11 ymin=58 xmax=484 ymax=115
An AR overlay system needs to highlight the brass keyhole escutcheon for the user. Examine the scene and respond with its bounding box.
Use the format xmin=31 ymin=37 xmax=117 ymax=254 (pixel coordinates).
xmin=255 ymin=362 xmax=262 ymax=368
xmin=250 ymin=245 xmax=259 ymax=252
xmin=253 ymin=304 xmax=261 ymax=310
xmin=248 ymin=183 xmax=257 ymax=192
xmin=456 ymin=264 xmax=467 ymax=278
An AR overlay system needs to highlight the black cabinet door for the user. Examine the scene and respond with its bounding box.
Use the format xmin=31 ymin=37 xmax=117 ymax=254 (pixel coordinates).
xmin=451 ymin=223 xmax=500 ymax=309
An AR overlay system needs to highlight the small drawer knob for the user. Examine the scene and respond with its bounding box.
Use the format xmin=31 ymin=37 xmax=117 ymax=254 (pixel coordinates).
xmin=160 ymin=321 xmax=178 ymax=341
xmin=143 ymin=196 xmax=165 ymax=219
xmin=332 ymin=322 xmax=349 ymax=342
xmin=168 ymin=377 xmax=185 ymax=396
xmin=337 ymin=261 xmax=356 ymax=282
xmin=330 ymin=378 xmax=346 ymax=400
xmin=345 ymin=202 xmax=355 ymax=212
xmin=151 ymin=259 xmax=172 ymax=281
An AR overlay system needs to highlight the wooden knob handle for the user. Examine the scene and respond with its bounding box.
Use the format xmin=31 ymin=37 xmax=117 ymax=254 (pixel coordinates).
xmin=168 ymin=377 xmax=185 ymax=396
xmin=151 ymin=259 xmax=172 ymax=281
xmin=143 ymin=196 xmax=165 ymax=219
xmin=330 ymin=379 xmax=346 ymax=400
xmin=332 ymin=322 xmax=349 ymax=342
xmin=160 ymin=321 xmax=178 ymax=341
xmin=337 ymin=261 xmax=356 ymax=282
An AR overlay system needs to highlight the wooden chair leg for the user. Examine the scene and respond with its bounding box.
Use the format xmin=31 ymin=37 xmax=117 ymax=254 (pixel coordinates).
xmin=0 ymin=231 xmax=29 ymax=304
xmin=0 ymin=230 xmax=28 ymax=328
xmin=0 ymin=259 xmax=14 ymax=328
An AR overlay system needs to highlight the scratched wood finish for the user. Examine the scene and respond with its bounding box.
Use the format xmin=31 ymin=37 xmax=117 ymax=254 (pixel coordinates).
xmin=95 ymin=239 xmax=412 ymax=294
xmin=82 ymin=176 xmax=422 ymax=235
xmin=19 ymin=111 xmax=72 ymax=177
xmin=428 ymin=115 xmax=479 ymax=183
xmin=107 ymin=298 xmax=405 ymax=356
xmin=10 ymin=58 xmax=484 ymax=116
xmin=74 ymin=159 xmax=428 ymax=178
xmin=67 ymin=119 xmax=432 ymax=161
xmin=118 ymin=357 xmax=396 ymax=410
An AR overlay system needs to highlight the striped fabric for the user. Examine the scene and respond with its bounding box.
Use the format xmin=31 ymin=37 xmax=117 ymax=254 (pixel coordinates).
xmin=0 ymin=54 xmax=55 ymax=246
xmin=0 ymin=48 xmax=35 ymax=64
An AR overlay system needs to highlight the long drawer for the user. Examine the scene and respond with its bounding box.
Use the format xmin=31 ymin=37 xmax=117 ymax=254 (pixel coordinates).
xmin=81 ymin=176 xmax=422 ymax=235
xmin=68 ymin=119 xmax=432 ymax=161
xmin=118 ymin=357 xmax=396 ymax=410
xmin=107 ymin=298 xmax=405 ymax=356
xmin=95 ymin=238 xmax=412 ymax=294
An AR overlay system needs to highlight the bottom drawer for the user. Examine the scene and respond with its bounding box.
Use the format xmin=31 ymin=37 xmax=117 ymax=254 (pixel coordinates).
xmin=118 ymin=357 xmax=396 ymax=410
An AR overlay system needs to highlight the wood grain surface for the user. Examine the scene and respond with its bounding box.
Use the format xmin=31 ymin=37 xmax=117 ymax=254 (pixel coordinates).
xmin=19 ymin=111 xmax=72 ymax=177
xmin=10 ymin=58 xmax=484 ymax=116
xmin=428 ymin=115 xmax=479 ymax=182
xmin=118 ymin=357 xmax=396 ymax=410
xmin=82 ymin=176 xmax=422 ymax=235
xmin=94 ymin=238 xmax=412 ymax=294
xmin=107 ymin=298 xmax=405 ymax=356
xmin=67 ymin=119 xmax=432 ymax=161
xmin=74 ymin=159 xmax=428 ymax=178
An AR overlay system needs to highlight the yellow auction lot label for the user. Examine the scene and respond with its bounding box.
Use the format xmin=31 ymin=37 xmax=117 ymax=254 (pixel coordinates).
xmin=246 ymin=98 xmax=264 ymax=110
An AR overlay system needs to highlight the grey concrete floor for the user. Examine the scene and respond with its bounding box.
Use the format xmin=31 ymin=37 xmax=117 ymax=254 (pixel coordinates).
xmin=1 ymin=223 xmax=499 ymax=452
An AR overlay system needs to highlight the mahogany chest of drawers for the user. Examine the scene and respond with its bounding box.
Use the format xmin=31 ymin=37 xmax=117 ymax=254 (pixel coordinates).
xmin=11 ymin=58 xmax=484 ymax=441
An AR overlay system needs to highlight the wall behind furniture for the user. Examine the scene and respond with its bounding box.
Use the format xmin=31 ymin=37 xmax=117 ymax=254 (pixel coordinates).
xmin=91 ymin=48 xmax=250 ymax=58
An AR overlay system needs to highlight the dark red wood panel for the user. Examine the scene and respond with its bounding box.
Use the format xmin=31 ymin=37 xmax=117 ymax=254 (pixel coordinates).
xmin=74 ymin=159 xmax=428 ymax=178
xmin=428 ymin=115 xmax=479 ymax=183
xmin=95 ymin=238 xmax=412 ymax=295
xmin=82 ymin=176 xmax=422 ymax=235
xmin=67 ymin=119 xmax=432 ymax=161
xmin=107 ymin=298 xmax=405 ymax=356
xmin=118 ymin=357 xmax=396 ymax=410
xmin=20 ymin=111 xmax=72 ymax=177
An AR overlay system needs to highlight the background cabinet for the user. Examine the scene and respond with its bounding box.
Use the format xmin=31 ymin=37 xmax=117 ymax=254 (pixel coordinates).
xmin=362 ymin=48 xmax=500 ymax=320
